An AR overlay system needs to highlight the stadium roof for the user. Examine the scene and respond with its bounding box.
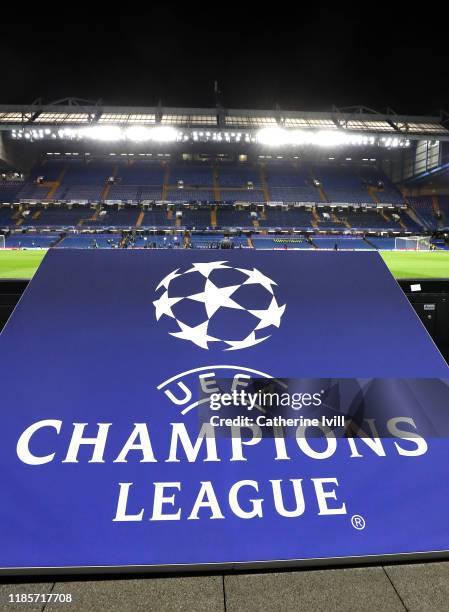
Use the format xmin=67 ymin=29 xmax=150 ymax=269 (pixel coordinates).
xmin=0 ymin=101 xmax=448 ymax=140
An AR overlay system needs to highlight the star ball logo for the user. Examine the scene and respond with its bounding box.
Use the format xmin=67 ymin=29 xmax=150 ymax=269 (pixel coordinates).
xmin=153 ymin=261 xmax=286 ymax=350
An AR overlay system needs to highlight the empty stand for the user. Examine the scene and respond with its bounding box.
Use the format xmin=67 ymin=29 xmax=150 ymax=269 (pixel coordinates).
xmin=398 ymin=210 xmax=423 ymax=232
xmin=365 ymin=237 xmax=396 ymax=250
xmin=22 ymin=206 xmax=93 ymax=227
xmin=84 ymin=208 xmax=140 ymax=228
xmin=265 ymin=164 xmax=318 ymax=202
xmin=260 ymin=208 xmax=313 ymax=228
xmin=407 ymin=196 xmax=436 ymax=229
xmin=107 ymin=161 xmax=165 ymax=201
xmin=5 ymin=233 xmax=60 ymax=248
xmin=218 ymin=164 xmax=261 ymax=187
xmin=219 ymin=190 xmax=265 ymax=202
xmin=432 ymin=239 xmax=449 ymax=250
xmin=180 ymin=208 xmax=212 ymax=228
xmin=189 ymin=234 xmax=224 ymax=248
xmin=52 ymin=160 xmax=113 ymax=201
xmin=0 ymin=206 xmax=16 ymax=227
xmin=165 ymin=189 xmax=215 ymax=202
xmin=216 ymin=208 xmax=253 ymax=227
xmin=252 ymin=235 xmax=313 ymax=249
xmin=438 ymin=196 xmax=449 ymax=227
xmin=140 ymin=209 xmax=173 ymax=227
xmin=342 ymin=209 xmax=399 ymax=230
xmin=0 ymin=182 xmax=23 ymax=203
xmin=312 ymin=165 xmax=371 ymax=204
xmin=56 ymin=234 xmax=122 ymax=249
xmin=0 ymin=159 xmax=434 ymax=248
xmin=312 ymin=236 xmax=374 ymax=250
xmin=132 ymin=235 xmax=182 ymax=248
xmin=169 ymin=164 xmax=214 ymax=186
xmin=358 ymin=167 xmax=404 ymax=205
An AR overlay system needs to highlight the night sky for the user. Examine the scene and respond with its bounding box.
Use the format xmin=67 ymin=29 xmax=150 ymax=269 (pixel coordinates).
xmin=1 ymin=11 xmax=447 ymax=115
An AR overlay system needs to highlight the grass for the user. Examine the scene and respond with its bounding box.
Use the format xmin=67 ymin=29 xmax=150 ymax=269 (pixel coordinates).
xmin=0 ymin=250 xmax=47 ymax=279
xmin=0 ymin=248 xmax=448 ymax=280
xmin=379 ymin=250 xmax=449 ymax=279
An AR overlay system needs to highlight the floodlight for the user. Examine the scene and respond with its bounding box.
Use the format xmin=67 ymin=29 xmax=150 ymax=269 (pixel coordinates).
xmin=149 ymin=126 xmax=178 ymax=142
xmin=257 ymin=127 xmax=288 ymax=146
xmin=81 ymin=126 xmax=123 ymax=141
xmin=125 ymin=126 xmax=152 ymax=142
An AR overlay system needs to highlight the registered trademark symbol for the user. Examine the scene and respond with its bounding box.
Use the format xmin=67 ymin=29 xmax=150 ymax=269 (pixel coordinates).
xmin=351 ymin=514 xmax=366 ymax=530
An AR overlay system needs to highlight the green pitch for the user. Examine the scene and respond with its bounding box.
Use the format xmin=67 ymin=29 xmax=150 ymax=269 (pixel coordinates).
xmin=0 ymin=250 xmax=47 ymax=279
xmin=380 ymin=251 xmax=449 ymax=279
xmin=0 ymin=248 xmax=448 ymax=280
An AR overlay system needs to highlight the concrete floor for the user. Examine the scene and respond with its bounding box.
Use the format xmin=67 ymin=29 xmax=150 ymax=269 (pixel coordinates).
xmin=1 ymin=561 xmax=449 ymax=611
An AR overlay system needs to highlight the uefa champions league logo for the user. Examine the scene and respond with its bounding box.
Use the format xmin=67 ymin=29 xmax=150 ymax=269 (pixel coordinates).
xmin=153 ymin=261 xmax=286 ymax=350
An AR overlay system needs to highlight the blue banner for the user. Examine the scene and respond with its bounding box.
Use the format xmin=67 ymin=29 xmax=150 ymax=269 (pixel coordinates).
xmin=1 ymin=249 xmax=449 ymax=572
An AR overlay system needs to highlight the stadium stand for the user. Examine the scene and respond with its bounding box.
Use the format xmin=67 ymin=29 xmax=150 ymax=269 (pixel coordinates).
xmin=169 ymin=164 xmax=214 ymax=186
xmin=5 ymin=233 xmax=60 ymax=248
xmin=399 ymin=211 xmax=423 ymax=232
xmin=189 ymin=234 xmax=225 ymax=248
xmin=109 ymin=161 xmax=165 ymax=202
xmin=2 ymin=228 xmax=444 ymax=251
xmin=52 ymin=160 xmax=113 ymax=201
xmin=189 ymin=234 xmax=250 ymax=249
xmin=260 ymin=208 xmax=313 ymax=228
xmin=252 ymin=235 xmax=314 ymax=249
xmin=56 ymin=234 xmax=122 ymax=249
xmin=438 ymin=195 xmax=449 ymax=226
xmin=26 ymin=160 xmax=66 ymax=183
xmin=226 ymin=235 xmax=249 ymax=248
xmin=84 ymin=207 xmax=140 ymax=228
xmin=407 ymin=196 xmax=437 ymax=229
xmin=265 ymin=164 xmax=318 ymax=202
xmin=181 ymin=208 xmax=213 ymax=228
xmin=0 ymin=206 xmax=16 ymax=226
xmin=216 ymin=208 xmax=254 ymax=227
xmin=19 ymin=184 xmax=52 ymax=200
xmin=220 ymin=190 xmax=265 ymax=202
xmin=3 ymin=156 xmax=446 ymax=253
xmin=140 ymin=209 xmax=173 ymax=227
xmin=140 ymin=188 xmax=164 ymax=200
xmin=433 ymin=238 xmax=449 ymax=250
xmin=338 ymin=209 xmax=397 ymax=229
xmin=21 ymin=206 xmax=94 ymax=227
xmin=166 ymin=189 xmax=215 ymax=202
xmin=132 ymin=234 xmax=182 ymax=248
xmin=0 ymin=181 xmax=23 ymax=202
xmin=312 ymin=165 xmax=371 ymax=204
xmin=218 ymin=164 xmax=261 ymax=187
xmin=358 ymin=167 xmax=404 ymax=204
xmin=365 ymin=237 xmax=396 ymax=250
xmin=17 ymin=160 xmax=63 ymax=200
xmin=312 ymin=236 xmax=374 ymax=250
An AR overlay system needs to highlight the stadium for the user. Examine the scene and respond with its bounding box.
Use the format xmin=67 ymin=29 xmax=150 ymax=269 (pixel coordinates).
xmin=2 ymin=101 xmax=449 ymax=611
xmin=1 ymin=101 xmax=449 ymax=354
xmin=1 ymin=102 xmax=449 ymax=268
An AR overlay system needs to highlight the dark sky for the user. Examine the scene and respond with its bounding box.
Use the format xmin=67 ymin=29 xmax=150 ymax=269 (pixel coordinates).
xmin=1 ymin=10 xmax=448 ymax=115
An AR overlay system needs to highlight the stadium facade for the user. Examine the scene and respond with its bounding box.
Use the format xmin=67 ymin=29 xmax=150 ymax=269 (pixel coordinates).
xmin=0 ymin=101 xmax=448 ymax=251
